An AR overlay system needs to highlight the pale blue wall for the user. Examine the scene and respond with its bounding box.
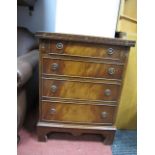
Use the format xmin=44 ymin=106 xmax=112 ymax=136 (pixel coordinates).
xmin=17 ymin=0 xmax=57 ymax=33
xmin=17 ymin=0 xmax=120 ymax=37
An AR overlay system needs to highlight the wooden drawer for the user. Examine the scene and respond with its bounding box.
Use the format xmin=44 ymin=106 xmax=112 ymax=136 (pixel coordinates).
xmin=41 ymin=101 xmax=116 ymax=124
xmin=42 ymin=78 xmax=121 ymax=101
xmin=40 ymin=40 xmax=128 ymax=62
xmin=42 ymin=57 xmax=124 ymax=80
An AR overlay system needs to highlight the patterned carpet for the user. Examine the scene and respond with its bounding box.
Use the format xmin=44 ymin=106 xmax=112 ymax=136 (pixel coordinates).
xmin=112 ymin=130 xmax=137 ymax=155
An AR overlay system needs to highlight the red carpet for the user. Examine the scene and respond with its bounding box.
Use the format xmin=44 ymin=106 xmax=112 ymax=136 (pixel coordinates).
xmin=18 ymin=129 xmax=112 ymax=155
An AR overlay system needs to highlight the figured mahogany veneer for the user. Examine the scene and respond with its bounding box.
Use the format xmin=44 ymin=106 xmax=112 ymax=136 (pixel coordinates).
xmin=41 ymin=40 xmax=129 ymax=62
xmin=42 ymin=78 xmax=121 ymax=101
xmin=36 ymin=32 xmax=135 ymax=145
xmin=42 ymin=57 xmax=124 ymax=80
xmin=41 ymin=101 xmax=116 ymax=124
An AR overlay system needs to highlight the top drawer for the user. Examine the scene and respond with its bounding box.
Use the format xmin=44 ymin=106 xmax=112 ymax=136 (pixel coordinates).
xmin=40 ymin=40 xmax=129 ymax=62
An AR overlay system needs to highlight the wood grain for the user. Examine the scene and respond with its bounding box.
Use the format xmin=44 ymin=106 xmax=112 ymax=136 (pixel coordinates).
xmin=36 ymin=32 xmax=135 ymax=47
xmin=37 ymin=32 xmax=135 ymax=144
xmin=41 ymin=40 xmax=129 ymax=62
xmin=42 ymin=78 xmax=121 ymax=101
xmin=42 ymin=57 xmax=124 ymax=80
xmin=37 ymin=122 xmax=116 ymax=145
xmin=41 ymin=101 xmax=116 ymax=124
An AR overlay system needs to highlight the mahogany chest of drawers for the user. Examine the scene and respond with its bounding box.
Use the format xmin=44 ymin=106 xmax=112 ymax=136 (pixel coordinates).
xmin=36 ymin=32 xmax=135 ymax=145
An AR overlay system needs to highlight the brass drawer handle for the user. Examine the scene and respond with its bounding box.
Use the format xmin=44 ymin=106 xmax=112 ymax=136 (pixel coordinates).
xmin=107 ymin=48 xmax=114 ymax=55
xmin=51 ymin=63 xmax=59 ymax=71
xmin=104 ymin=89 xmax=111 ymax=96
xmin=56 ymin=42 xmax=63 ymax=49
xmin=41 ymin=44 xmax=45 ymax=49
xmin=101 ymin=111 xmax=108 ymax=118
xmin=108 ymin=67 xmax=115 ymax=75
xmin=50 ymin=108 xmax=56 ymax=114
xmin=51 ymin=85 xmax=57 ymax=93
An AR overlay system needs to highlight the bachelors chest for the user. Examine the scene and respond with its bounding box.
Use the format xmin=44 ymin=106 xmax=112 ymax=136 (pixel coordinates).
xmin=36 ymin=32 xmax=135 ymax=145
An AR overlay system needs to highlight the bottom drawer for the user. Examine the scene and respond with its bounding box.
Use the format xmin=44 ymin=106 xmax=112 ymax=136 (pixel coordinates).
xmin=41 ymin=101 xmax=117 ymax=125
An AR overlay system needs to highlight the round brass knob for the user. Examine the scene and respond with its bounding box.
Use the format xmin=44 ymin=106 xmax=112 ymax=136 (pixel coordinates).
xmin=50 ymin=108 xmax=56 ymax=114
xmin=56 ymin=42 xmax=63 ymax=49
xmin=51 ymin=63 xmax=59 ymax=71
xmin=108 ymin=67 xmax=115 ymax=75
xmin=107 ymin=48 xmax=114 ymax=55
xmin=104 ymin=89 xmax=111 ymax=96
xmin=51 ymin=85 xmax=57 ymax=93
xmin=101 ymin=111 xmax=108 ymax=118
xmin=41 ymin=44 xmax=45 ymax=49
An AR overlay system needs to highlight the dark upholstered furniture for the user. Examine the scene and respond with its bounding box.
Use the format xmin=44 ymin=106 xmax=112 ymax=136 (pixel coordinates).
xmin=17 ymin=0 xmax=36 ymax=8
xmin=17 ymin=27 xmax=39 ymax=143
xmin=17 ymin=0 xmax=37 ymax=15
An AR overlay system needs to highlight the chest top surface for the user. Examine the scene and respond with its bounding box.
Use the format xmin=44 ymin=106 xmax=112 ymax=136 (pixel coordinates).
xmin=36 ymin=32 xmax=135 ymax=47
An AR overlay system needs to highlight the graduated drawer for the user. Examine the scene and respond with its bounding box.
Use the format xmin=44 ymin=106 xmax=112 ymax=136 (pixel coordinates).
xmin=42 ymin=78 xmax=121 ymax=101
xmin=40 ymin=40 xmax=128 ymax=62
xmin=41 ymin=101 xmax=116 ymax=125
xmin=42 ymin=57 xmax=124 ymax=80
